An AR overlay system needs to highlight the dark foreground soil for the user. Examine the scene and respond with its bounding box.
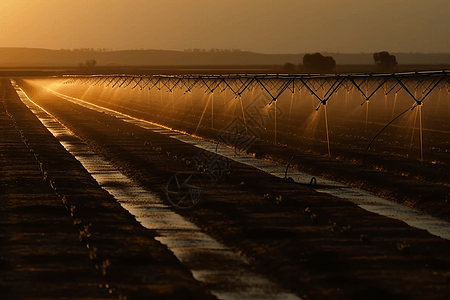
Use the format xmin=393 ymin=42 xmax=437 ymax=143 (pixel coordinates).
xmin=3 ymin=77 xmax=450 ymax=300
xmin=0 ymin=79 xmax=217 ymax=299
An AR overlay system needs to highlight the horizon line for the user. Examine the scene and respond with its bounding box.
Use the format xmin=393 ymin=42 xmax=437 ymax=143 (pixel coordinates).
xmin=1 ymin=47 xmax=450 ymax=56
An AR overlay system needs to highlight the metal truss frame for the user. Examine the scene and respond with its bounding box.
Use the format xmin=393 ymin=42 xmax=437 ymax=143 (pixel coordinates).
xmin=62 ymin=71 xmax=450 ymax=106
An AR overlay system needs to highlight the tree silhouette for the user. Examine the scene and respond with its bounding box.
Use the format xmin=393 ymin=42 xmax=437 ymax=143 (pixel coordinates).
xmin=303 ymin=53 xmax=336 ymax=73
xmin=373 ymin=51 xmax=397 ymax=70
xmin=78 ymin=59 xmax=97 ymax=69
xmin=85 ymin=59 xmax=97 ymax=67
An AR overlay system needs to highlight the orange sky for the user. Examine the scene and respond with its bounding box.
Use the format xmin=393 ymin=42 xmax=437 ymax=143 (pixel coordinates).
xmin=0 ymin=0 xmax=448 ymax=53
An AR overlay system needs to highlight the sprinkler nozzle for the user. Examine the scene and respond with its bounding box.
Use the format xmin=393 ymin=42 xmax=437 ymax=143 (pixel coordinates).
xmin=315 ymin=103 xmax=321 ymax=111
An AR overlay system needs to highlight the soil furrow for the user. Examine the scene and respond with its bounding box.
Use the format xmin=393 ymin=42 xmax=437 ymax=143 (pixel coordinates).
xmin=14 ymin=79 xmax=450 ymax=299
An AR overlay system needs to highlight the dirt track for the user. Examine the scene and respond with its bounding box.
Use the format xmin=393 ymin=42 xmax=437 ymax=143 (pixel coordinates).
xmin=3 ymin=77 xmax=450 ymax=300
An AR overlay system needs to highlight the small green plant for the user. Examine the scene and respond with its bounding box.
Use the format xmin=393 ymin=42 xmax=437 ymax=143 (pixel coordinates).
xmin=70 ymin=205 xmax=76 ymax=217
xmin=329 ymin=219 xmax=337 ymax=232
xmin=341 ymin=225 xmax=351 ymax=233
xmin=196 ymin=164 xmax=205 ymax=172
xmin=275 ymin=195 xmax=283 ymax=204
xmin=79 ymin=223 xmax=92 ymax=243
xmin=88 ymin=246 xmax=98 ymax=260
xmin=397 ymin=240 xmax=411 ymax=254
xmin=50 ymin=180 xmax=57 ymax=190
xmin=102 ymin=258 xmax=111 ymax=276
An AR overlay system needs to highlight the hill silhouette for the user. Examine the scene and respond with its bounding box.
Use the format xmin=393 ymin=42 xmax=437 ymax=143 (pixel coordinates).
xmin=1 ymin=48 xmax=450 ymax=67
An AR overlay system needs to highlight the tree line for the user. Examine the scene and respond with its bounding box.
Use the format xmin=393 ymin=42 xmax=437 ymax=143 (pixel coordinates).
xmin=183 ymin=48 xmax=243 ymax=53
xmin=61 ymin=48 xmax=114 ymax=52
xmin=78 ymin=59 xmax=97 ymax=68
xmin=282 ymin=51 xmax=398 ymax=73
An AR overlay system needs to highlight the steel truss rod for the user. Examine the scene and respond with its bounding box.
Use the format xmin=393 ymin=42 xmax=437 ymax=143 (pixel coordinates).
xmin=256 ymin=77 xmax=293 ymax=104
xmin=139 ymin=77 xmax=153 ymax=90
xmin=180 ymin=77 xmax=201 ymax=93
xmin=162 ymin=77 xmax=183 ymax=92
xmin=347 ymin=75 xmax=389 ymax=102
xmin=296 ymin=76 xmax=346 ymax=109
xmin=130 ymin=77 xmax=143 ymax=89
xmin=201 ymin=78 xmax=222 ymax=94
xmin=383 ymin=78 xmax=400 ymax=95
xmin=118 ymin=76 xmax=135 ymax=88
xmin=395 ymin=72 xmax=447 ymax=104
xmin=220 ymin=76 xmax=255 ymax=97
xmin=110 ymin=76 xmax=126 ymax=88
xmin=62 ymin=71 xmax=450 ymax=104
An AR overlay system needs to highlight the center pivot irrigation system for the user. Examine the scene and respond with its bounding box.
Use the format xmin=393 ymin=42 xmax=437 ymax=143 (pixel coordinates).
xmin=62 ymin=71 xmax=450 ymax=162
xmin=62 ymin=71 xmax=450 ymax=105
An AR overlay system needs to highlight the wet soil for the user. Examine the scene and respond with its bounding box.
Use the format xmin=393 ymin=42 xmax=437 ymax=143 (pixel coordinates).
xmin=3 ymin=78 xmax=450 ymax=299
xmin=0 ymin=79 xmax=217 ymax=299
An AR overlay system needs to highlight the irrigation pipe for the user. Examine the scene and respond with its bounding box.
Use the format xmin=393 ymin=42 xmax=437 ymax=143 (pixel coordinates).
xmin=284 ymin=156 xmax=317 ymax=186
xmin=363 ymin=103 xmax=418 ymax=165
